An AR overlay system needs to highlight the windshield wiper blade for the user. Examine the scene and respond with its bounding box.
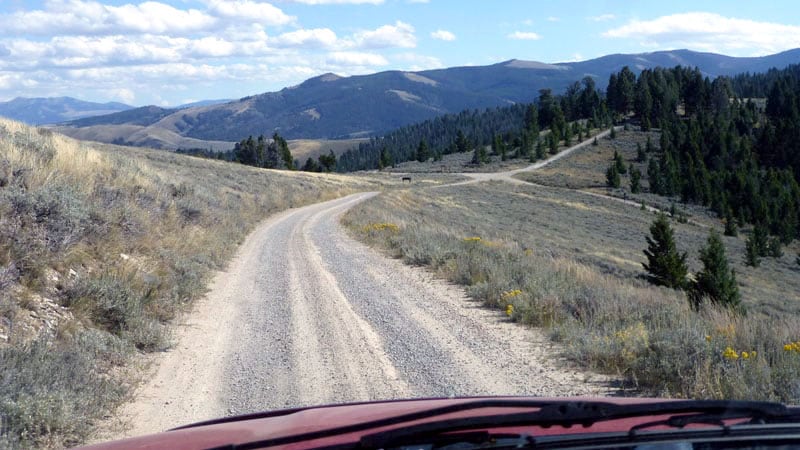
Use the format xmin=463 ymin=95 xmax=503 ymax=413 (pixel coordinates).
xmin=358 ymin=400 xmax=792 ymax=449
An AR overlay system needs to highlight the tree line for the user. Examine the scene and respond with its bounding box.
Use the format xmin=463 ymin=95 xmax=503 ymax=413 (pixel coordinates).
xmin=176 ymin=132 xmax=338 ymax=173
xmin=336 ymin=77 xmax=613 ymax=172
xmin=604 ymin=64 xmax=800 ymax=263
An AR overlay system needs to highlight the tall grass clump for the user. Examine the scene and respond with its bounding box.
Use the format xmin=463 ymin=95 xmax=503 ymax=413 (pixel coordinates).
xmin=343 ymin=189 xmax=800 ymax=403
xmin=0 ymin=118 xmax=372 ymax=447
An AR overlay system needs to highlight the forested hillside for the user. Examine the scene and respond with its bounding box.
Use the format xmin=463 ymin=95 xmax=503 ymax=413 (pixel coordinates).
xmin=337 ymin=77 xmax=611 ymax=171
xmin=606 ymin=64 xmax=800 ymax=254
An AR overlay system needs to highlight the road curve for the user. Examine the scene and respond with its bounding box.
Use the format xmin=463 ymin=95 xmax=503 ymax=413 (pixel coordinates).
xmin=108 ymin=192 xmax=609 ymax=440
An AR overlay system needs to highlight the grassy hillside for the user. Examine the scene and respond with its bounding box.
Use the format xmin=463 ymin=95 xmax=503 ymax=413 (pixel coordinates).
xmin=0 ymin=119 xmax=376 ymax=448
xmin=342 ymin=130 xmax=800 ymax=402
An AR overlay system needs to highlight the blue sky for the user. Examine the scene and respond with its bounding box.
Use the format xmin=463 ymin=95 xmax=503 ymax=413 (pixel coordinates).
xmin=1 ymin=0 xmax=799 ymax=106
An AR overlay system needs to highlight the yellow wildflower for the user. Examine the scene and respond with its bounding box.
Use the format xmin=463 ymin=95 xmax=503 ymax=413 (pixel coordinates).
xmin=742 ymin=351 xmax=750 ymax=359
xmin=501 ymin=289 xmax=522 ymax=300
xmin=722 ymin=346 xmax=739 ymax=360
xmin=506 ymin=304 xmax=514 ymax=316
xmin=463 ymin=236 xmax=482 ymax=242
xmin=705 ymin=335 xmax=712 ymax=342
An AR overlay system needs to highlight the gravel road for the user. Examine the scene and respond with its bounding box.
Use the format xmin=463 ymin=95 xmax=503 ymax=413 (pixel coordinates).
xmin=105 ymin=191 xmax=610 ymax=440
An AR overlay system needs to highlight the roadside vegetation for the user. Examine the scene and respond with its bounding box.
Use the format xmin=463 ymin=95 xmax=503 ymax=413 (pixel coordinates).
xmin=343 ymin=182 xmax=800 ymax=402
xmin=342 ymin=62 xmax=800 ymax=402
xmin=0 ymin=118 xmax=374 ymax=448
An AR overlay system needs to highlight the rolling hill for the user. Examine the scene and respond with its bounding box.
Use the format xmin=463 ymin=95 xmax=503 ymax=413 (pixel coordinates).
xmin=51 ymin=48 xmax=800 ymax=149
xmin=0 ymin=96 xmax=132 ymax=125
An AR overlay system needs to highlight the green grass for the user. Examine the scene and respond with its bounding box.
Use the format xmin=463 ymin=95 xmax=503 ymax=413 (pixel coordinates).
xmin=342 ymin=180 xmax=800 ymax=402
xmin=0 ymin=118 xmax=377 ymax=448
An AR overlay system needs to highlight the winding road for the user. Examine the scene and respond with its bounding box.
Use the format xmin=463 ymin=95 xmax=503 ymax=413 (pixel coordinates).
xmin=108 ymin=190 xmax=610 ymax=440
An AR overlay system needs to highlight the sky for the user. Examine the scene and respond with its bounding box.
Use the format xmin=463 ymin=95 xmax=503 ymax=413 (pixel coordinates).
xmin=1 ymin=0 xmax=799 ymax=106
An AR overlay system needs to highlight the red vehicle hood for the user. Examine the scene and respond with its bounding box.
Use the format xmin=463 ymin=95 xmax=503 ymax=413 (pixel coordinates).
xmin=78 ymin=396 xmax=684 ymax=450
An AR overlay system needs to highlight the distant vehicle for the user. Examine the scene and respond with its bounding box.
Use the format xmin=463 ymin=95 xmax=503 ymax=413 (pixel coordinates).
xmin=79 ymin=396 xmax=800 ymax=449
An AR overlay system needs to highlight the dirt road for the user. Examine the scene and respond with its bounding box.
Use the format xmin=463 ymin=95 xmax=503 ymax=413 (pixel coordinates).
xmin=108 ymin=192 xmax=610 ymax=440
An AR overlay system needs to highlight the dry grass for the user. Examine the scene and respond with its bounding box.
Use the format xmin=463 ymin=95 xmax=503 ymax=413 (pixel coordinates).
xmin=342 ymin=179 xmax=800 ymax=402
xmin=0 ymin=118 xmax=377 ymax=448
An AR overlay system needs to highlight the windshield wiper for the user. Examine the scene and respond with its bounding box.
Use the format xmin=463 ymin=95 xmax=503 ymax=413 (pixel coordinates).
xmin=207 ymin=398 xmax=795 ymax=450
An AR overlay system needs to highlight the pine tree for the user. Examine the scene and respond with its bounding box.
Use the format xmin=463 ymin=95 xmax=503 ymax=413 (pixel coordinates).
xmin=636 ymin=142 xmax=646 ymax=162
xmin=614 ymin=150 xmax=627 ymax=174
xmin=379 ymin=146 xmax=393 ymax=169
xmin=647 ymin=157 xmax=662 ymax=194
xmin=724 ymin=208 xmax=737 ymax=237
xmin=609 ymin=126 xmax=617 ymax=139
xmin=455 ymin=130 xmax=470 ymax=153
xmin=752 ymin=222 xmax=769 ymax=257
xmin=689 ymin=229 xmax=741 ymax=311
xmin=630 ymin=166 xmax=641 ymax=193
xmin=745 ymin=235 xmax=761 ymax=267
xmin=416 ymin=139 xmax=430 ymax=162
xmin=643 ymin=213 xmax=688 ymax=289
xmin=548 ymin=132 xmax=559 ymax=155
xmin=606 ymin=163 xmax=620 ymax=188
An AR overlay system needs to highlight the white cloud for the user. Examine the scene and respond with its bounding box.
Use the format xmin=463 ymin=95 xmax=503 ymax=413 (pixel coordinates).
xmin=430 ymin=30 xmax=455 ymax=41
xmin=546 ymin=16 xmax=559 ymax=22
xmin=507 ymin=31 xmax=541 ymax=40
xmin=354 ymin=21 xmax=416 ymax=48
xmin=589 ymin=14 xmax=615 ymax=22
xmin=273 ymin=28 xmax=339 ymax=48
xmin=0 ymin=0 xmax=217 ymax=36
xmin=0 ymin=0 xmax=294 ymax=37
xmin=326 ymin=51 xmax=388 ymax=66
xmin=393 ymin=52 xmax=443 ymax=71
xmin=109 ymin=87 xmax=136 ymax=103
xmin=521 ymin=19 xmax=534 ymax=26
xmin=284 ymin=0 xmax=384 ymax=3
xmin=603 ymin=12 xmax=800 ymax=55
xmin=204 ymin=0 xmax=294 ymax=26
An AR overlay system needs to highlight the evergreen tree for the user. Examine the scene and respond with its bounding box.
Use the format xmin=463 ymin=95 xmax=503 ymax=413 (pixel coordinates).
xmin=724 ymin=208 xmax=738 ymax=236
xmin=606 ymin=163 xmax=621 ymax=188
xmin=630 ymin=166 xmax=642 ymax=193
xmin=689 ymin=229 xmax=741 ymax=311
xmin=302 ymin=157 xmax=320 ymax=172
xmin=273 ymin=132 xmax=294 ymax=169
xmin=548 ymin=132 xmax=559 ymax=155
xmin=318 ymin=150 xmax=336 ymax=172
xmin=455 ymin=130 xmax=470 ymax=153
xmin=745 ymin=234 xmax=761 ymax=267
xmin=647 ymin=157 xmax=662 ymax=194
xmin=471 ymin=145 xmax=487 ymax=165
xmin=643 ymin=213 xmax=688 ymax=289
xmin=752 ymin=222 xmax=770 ymax=256
xmin=609 ymin=126 xmax=617 ymax=139
xmin=614 ymin=150 xmax=627 ymax=174
xmin=379 ymin=146 xmax=393 ymax=169
xmin=416 ymin=139 xmax=430 ymax=162
xmin=636 ymin=142 xmax=646 ymax=162
xmin=535 ymin=139 xmax=545 ymax=160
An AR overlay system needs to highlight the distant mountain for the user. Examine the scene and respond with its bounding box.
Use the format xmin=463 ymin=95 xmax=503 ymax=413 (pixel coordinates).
xmin=0 ymin=97 xmax=132 ymax=125
xmin=176 ymin=99 xmax=232 ymax=109
xmin=53 ymin=48 xmax=800 ymax=148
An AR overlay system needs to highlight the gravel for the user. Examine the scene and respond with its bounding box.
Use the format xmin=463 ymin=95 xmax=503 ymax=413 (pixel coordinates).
xmin=99 ymin=191 xmax=612 ymax=441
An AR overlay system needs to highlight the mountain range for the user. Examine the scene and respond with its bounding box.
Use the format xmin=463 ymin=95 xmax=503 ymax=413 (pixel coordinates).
xmin=0 ymin=97 xmax=132 ymax=125
xmin=28 ymin=48 xmax=800 ymax=149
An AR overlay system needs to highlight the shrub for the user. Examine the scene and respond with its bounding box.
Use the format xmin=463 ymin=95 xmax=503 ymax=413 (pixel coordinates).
xmin=0 ymin=331 xmax=129 ymax=448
